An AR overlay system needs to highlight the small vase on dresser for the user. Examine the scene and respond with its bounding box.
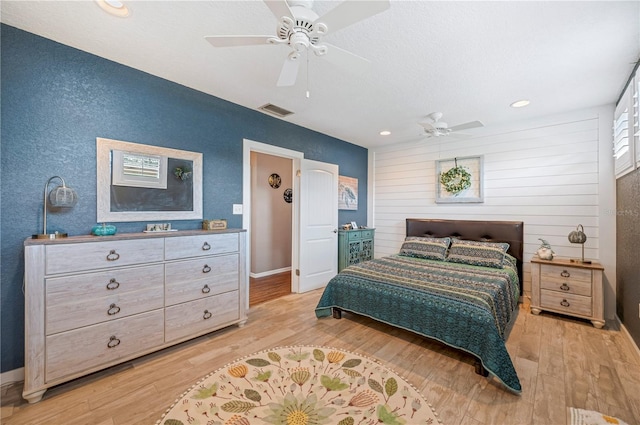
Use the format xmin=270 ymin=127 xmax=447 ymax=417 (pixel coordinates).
xmin=530 ymin=256 xmax=604 ymax=329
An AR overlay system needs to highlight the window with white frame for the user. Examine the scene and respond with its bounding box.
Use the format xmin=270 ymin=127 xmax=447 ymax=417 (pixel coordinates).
xmin=634 ymin=77 xmax=640 ymax=166
xmin=614 ymin=82 xmax=634 ymax=178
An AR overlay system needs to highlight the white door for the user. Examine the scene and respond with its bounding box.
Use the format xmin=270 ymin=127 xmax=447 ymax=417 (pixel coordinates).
xmin=298 ymin=159 xmax=339 ymax=292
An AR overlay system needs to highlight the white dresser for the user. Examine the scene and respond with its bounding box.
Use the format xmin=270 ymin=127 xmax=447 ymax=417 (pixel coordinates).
xmin=23 ymin=229 xmax=247 ymax=403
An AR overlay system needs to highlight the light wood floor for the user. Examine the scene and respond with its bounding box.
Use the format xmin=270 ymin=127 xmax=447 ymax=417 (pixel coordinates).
xmin=2 ymin=290 xmax=640 ymax=425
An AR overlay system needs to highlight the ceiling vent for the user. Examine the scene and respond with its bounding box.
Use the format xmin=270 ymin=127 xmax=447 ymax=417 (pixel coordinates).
xmin=258 ymin=103 xmax=294 ymax=118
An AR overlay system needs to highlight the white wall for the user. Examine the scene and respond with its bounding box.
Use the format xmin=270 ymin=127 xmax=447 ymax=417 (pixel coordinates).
xmin=250 ymin=152 xmax=293 ymax=276
xmin=370 ymin=106 xmax=616 ymax=318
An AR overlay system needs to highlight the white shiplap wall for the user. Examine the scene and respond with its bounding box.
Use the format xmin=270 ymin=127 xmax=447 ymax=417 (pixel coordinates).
xmin=370 ymin=107 xmax=616 ymax=309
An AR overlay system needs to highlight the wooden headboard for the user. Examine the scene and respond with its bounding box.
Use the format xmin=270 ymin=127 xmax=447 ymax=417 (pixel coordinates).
xmin=406 ymin=218 xmax=524 ymax=292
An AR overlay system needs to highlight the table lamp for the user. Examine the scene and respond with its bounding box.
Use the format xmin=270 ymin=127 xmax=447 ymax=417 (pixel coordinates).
xmin=33 ymin=176 xmax=78 ymax=239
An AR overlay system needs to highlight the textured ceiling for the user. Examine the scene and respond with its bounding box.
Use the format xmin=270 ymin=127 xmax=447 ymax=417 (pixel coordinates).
xmin=2 ymin=1 xmax=639 ymax=148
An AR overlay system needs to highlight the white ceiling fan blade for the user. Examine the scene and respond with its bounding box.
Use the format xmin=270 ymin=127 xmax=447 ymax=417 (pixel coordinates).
xmin=205 ymin=35 xmax=274 ymax=48
xmin=449 ymin=120 xmax=484 ymax=132
xmin=263 ymin=0 xmax=294 ymax=22
xmin=321 ymin=43 xmax=370 ymax=75
xmin=315 ymin=0 xmax=390 ymax=34
xmin=277 ymin=56 xmax=301 ymax=87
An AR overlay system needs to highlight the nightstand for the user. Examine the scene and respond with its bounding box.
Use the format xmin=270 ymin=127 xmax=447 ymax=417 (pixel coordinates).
xmin=530 ymin=257 xmax=604 ymax=328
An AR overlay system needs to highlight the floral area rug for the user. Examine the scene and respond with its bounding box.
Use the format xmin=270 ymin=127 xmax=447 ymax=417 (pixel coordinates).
xmin=157 ymin=346 xmax=441 ymax=425
xmin=570 ymin=407 xmax=629 ymax=425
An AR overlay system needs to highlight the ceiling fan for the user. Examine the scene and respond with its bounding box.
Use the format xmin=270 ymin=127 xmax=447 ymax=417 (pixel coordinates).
xmin=418 ymin=112 xmax=484 ymax=138
xmin=204 ymin=0 xmax=390 ymax=87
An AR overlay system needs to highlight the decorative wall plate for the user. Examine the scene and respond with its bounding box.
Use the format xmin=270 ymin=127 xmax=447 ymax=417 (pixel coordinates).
xmin=283 ymin=188 xmax=292 ymax=203
xmin=268 ymin=173 xmax=281 ymax=188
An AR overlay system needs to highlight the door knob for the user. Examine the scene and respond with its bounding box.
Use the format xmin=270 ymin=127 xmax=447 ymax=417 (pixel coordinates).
xmin=333 ymin=229 xmax=338 ymax=233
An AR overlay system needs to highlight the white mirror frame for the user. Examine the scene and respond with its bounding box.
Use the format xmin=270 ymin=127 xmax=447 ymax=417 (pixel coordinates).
xmin=97 ymin=137 xmax=203 ymax=222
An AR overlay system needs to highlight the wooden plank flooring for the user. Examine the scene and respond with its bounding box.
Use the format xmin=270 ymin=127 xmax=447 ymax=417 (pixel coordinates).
xmin=249 ymin=271 xmax=291 ymax=306
xmin=2 ymin=290 xmax=640 ymax=425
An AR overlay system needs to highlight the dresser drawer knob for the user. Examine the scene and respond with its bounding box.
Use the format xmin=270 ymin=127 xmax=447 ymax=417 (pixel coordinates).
xmin=560 ymin=299 xmax=570 ymax=307
xmin=106 ymin=278 xmax=120 ymax=290
xmin=203 ymin=309 xmax=212 ymax=320
xmin=107 ymin=303 xmax=121 ymax=316
xmin=202 ymin=265 xmax=211 ymax=273
xmin=106 ymin=250 xmax=120 ymax=261
xmin=202 ymin=242 xmax=211 ymax=251
xmin=107 ymin=335 xmax=121 ymax=348
xmin=560 ymin=283 xmax=570 ymax=291
xmin=560 ymin=270 xmax=570 ymax=278
xmin=202 ymin=284 xmax=211 ymax=294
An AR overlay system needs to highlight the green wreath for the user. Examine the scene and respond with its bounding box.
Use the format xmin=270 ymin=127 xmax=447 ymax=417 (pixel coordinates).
xmin=440 ymin=166 xmax=472 ymax=195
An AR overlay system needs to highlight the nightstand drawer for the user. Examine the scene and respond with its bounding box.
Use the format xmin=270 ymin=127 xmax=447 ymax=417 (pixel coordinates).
xmin=540 ymin=264 xmax=591 ymax=284
xmin=540 ymin=277 xmax=591 ymax=297
xmin=540 ymin=290 xmax=592 ymax=317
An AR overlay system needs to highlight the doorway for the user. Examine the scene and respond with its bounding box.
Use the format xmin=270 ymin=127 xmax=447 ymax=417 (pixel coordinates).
xmin=248 ymin=151 xmax=293 ymax=306
xmin=243 ymin=140 xmax=303 ymax=309
xmin=242 ymin=139 xmax=339 ymax=308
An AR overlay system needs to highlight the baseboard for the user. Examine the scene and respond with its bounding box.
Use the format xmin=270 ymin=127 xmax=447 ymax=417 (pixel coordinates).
xmin=616 ymin=315 xmax=640 ymax=362
xmin=250 ymin=267 xmax=291 ymax=279
xmin=1 ymin=367 xmax=24 ymax=386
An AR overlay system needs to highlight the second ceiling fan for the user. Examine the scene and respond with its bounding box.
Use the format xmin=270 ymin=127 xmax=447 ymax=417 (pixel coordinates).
xmin=419 ymin=112 xmax=484 ymax=138
xmin=205 ymin=0 xmax=390 ymax=87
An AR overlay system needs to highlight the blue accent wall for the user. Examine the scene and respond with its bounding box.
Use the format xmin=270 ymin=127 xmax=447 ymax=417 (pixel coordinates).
xmin=0 ymin=24 xmax=368 ymax=373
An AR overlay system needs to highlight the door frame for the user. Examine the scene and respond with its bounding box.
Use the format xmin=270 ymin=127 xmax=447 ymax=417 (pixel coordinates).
xmin=242 ymin=139 xmax=304 ymax=308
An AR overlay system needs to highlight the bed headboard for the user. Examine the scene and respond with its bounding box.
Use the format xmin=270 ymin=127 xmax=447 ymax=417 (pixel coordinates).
xmin=405 ymin=218 xmax=524 ymax=292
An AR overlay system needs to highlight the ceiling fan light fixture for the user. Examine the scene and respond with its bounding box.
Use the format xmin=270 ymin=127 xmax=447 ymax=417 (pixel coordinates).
xmin=96 ymin=0 xmax=130 ymax=17
xmin=510 ymin=99 xmax=530 ymax=108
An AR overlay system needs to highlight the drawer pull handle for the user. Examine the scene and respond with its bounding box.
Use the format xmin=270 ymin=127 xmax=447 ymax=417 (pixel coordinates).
xmin=560 ymin=270 xmax=570 ymax=278
xmin=560 ymin=299 xmax=570 ymax=307
xmin=202 ymin=284 xmax=211 ymax=294
xmin=106 ymin=250 xmax=120 ymax=261
xmin=106 ymin=278 xmax=120 ymax=290
xmin=202 ymin=242 xmax=211 ymax=251
xmin=560 ymin=283 xmax=570 ymax=291
xmin=202 ymin=265 xmax=211 ymax=273
xmin=107 ymin=303 xmax=121 ymax=315
xmin=203 ymin=310 xmax=212 ymax=320
xmin=107 ymin=335 xmax=121 ymax=348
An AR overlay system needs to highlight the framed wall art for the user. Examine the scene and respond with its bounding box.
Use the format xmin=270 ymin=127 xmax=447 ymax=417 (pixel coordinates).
xmin=338 ymin=175 xmax=358 ymax=210
xmin=436 ymin=155 xmax=484 ymax=203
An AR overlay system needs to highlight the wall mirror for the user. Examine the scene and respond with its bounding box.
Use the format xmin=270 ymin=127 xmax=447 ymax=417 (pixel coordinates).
xmin=97 ymin=137 xmax=203 ymax=222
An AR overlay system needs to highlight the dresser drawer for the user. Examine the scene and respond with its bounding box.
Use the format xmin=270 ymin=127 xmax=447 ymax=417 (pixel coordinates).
xmin=165 ymin=233 xmax=238 ymax=260
xmin=46 ymin=265 xmax=164 ymax=335
xmin=540 ymin=289 xmax=592 ymax=317
xmin=165 ymin=254 xmax=239 ymax=306
xmin=165 ymin=291 xmax=240 ymax=342
xmin=46 ymin=309 xmax=164 ymax=382
xmin=359 ymin=230 xmax=373 ymax=239
xmin=347 ymin=231 xmax=361 ymax=241
xmin=45 ymin=239 xmax=164 ymax=274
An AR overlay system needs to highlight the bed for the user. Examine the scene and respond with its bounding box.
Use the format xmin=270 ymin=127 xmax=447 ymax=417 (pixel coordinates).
xmin=315 ymin=218 xmax=523 ymax=393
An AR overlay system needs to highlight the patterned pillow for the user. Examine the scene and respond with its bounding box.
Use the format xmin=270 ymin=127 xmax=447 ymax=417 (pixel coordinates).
xmin=446 ymin=239 xmax=510 ymax=268
xmin=399 ymin=236 xmax=451 ymax=261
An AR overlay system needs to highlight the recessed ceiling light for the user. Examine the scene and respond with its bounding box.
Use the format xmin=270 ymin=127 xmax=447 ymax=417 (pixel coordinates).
xmin=96 ymin=0 xmax=130 ymax=17
xmin=379 ymin=130 xmax=391 ymax=136
xmin=510 ymin=100 xmax=530 ymax=108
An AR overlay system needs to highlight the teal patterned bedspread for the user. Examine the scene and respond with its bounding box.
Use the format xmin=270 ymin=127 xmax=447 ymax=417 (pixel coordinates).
xmin=315 ymin=254 xmax=522 ymax=393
